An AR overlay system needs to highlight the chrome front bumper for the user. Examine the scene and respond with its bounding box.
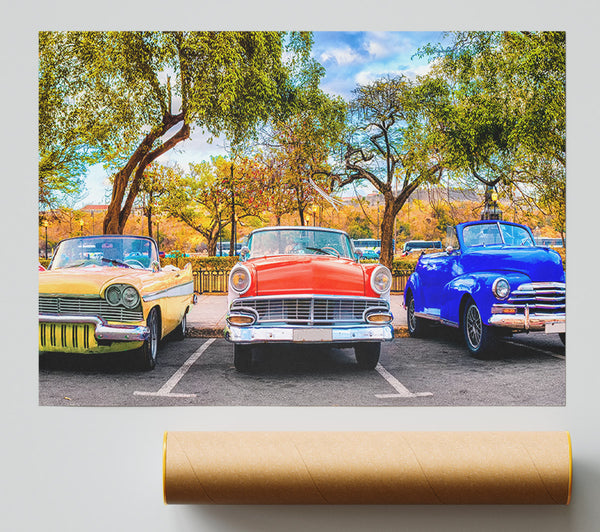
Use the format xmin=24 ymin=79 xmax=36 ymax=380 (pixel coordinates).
xmin=224 ymin=323 xmax=394 ymax=344
xmin=488 ymin=311 xmax=565 ymax=332
xmin=39 ymin=314 xmax=150 ymax=342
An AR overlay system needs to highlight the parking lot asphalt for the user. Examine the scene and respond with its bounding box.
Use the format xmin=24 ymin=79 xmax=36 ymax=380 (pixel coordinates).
xmin=187 ymin=294 xmax=408 ymax=337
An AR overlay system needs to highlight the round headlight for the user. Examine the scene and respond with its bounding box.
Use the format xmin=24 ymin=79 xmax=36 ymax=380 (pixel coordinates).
xmin=105 ymin=285 xmax=122 ymax=306
xmin=230 ymin=265 xmax=251 ymax=294
xmin=122 ymin=286 xmax=140 ymax=308
xmin=492 ymin=278 xmax=510 ymax=300
xmin=371 ymin=265 xmax=392 ymax=294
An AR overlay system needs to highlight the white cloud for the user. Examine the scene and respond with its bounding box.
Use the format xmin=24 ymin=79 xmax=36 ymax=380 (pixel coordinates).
xmin=364 ymin=39 xmax=387 ymax=59
xmin=354 ymin=62 xmax=434 ymax=87
xmin=320 ymin=46 xmax=362 ymax=66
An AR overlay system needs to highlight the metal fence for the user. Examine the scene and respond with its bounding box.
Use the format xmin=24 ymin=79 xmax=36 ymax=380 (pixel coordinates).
xmin=193 ymin=268 xmax=414 ymax=295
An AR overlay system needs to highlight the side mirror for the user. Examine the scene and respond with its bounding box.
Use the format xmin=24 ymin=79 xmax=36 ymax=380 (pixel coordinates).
xmin=151 ymin=260 xmax=160 ymax=272
xmin=240 ymin=246 xmax=250 ymax=261
xmin=354 ymin=249 xmax=363 ymax=262
xmin=446 ymin=246 xmax=454 ymax=254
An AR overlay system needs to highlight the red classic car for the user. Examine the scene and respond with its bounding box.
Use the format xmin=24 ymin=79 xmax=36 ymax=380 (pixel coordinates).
xmin=224 ymin=227 xmax=394 ymax=371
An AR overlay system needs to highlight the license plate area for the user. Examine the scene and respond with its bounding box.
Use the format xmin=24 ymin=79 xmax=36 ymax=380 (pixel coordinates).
xmin=293 ymin=329 xmax=332 ymax=342
xmin=545 ymin=322 xmax=565 ymax=334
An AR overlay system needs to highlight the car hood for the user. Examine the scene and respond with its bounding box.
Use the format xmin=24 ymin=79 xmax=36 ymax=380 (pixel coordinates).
xmin=39 ymin=266 xmax=151 ymax=296
xmin=461 ymin=246 xmax=565 ymax=282
xmin=247 ymin=255 xmax=367 ymax=296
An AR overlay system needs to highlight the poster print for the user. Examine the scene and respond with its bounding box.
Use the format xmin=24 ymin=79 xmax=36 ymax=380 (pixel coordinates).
xmin=38 ymin=31 xmax=566 ymax=406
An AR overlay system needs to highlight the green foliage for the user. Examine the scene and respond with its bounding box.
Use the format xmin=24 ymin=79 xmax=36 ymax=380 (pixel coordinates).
xmin=347 ymin=215 xmax=373 ymax=239
xmin=337 ymin=74 xmax=445 ymax=267
xmin=420 ymin=31 xmax=565 ymax=184
xmin=39 ymin=31 xmax=319 ymax=231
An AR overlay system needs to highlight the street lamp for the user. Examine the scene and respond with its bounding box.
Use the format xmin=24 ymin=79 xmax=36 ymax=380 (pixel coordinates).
xmin=42 ymin=220 xmax=48 ymax=259
xmin=79 ymin=219 xmax=84 ymax=236
xmin=313 ymin=206 xmax=317 ymax=227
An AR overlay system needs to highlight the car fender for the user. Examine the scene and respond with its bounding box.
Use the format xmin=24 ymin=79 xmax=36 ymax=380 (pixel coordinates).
xmin=442 ymin=272 xmax=531 ymax=325
xmin=404 ymin=271 xmax=425 ymax=311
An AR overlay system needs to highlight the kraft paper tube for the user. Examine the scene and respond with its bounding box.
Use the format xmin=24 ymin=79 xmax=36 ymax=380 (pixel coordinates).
xmin=163 ymin=431 xmax=572 ymax=505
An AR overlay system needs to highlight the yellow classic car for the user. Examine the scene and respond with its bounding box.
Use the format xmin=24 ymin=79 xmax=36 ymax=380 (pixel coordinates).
xmin=38 ymin=235 xmax=195 ymax=370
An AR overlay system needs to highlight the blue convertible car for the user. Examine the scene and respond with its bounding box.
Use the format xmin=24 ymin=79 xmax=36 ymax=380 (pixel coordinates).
xmin=404 ymin=220 xmax=565 ymax=357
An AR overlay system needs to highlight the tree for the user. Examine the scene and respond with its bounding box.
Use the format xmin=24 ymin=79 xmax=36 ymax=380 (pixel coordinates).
xmin=260 ymin=91 xmax=346 ymax=225
xmin=138 ymin=163 xmax=172 ymax=238
xmin=419 ymin=31 xmax=565 ymax=231
xmin=330 ymin=76 xmax=444 ymax=268
xmin=39 ymin=33 xmax=102 ymax=209
xmin=162 ymin=157 xmax=267 ymax=255
xmin=40 ymin=31 xmax=318 ymax=233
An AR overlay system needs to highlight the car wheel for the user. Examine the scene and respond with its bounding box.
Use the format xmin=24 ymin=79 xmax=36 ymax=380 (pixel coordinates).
xmin=559 ymin=332 xmax=565 ymax=346
xmin=234 ymin=344 xmax=253 ymax=372
xmin=140 ymin=308 xmax=159 ymax=370
xmin=172 ymin=311 xmax=187 ymax=341
xmin=406 ymin=292 xmax=428 ymax=337
xmin=354 ymin=343 xmax=381 ymax=370
xmin=462 ymin=300 xmax=495 ymax=358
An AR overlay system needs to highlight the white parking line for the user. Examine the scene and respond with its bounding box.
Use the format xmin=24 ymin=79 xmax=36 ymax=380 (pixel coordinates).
xmin=374 ymin=363 xmax=433 ymax=398
xmin=503 ymin=339 xmax=566 ymax=360
xmin=134 ymin=338 xmax=215 ymax=398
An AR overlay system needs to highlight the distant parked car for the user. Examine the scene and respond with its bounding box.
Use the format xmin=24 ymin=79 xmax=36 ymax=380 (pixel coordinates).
xmin=165 ymin=250 xmax=189 ymax=258
xmin=225 ymin=227 xmax=394 ymax=371
xmin=404 ymin=221 xmax=565 ymax=358
xmin=360 ymin=248 xmax=380 ymax=260
xmin=216 ymin=242 xmax=243 ymax=257
xmin=402 ymin=240 xmax=442 ymax=255
xmin=38 ymin=235 xmax=195 ymax=369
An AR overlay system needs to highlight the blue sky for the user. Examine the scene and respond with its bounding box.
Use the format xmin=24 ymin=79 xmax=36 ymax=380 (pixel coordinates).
xmin=79 ymin=31 xmax=446 ymax=207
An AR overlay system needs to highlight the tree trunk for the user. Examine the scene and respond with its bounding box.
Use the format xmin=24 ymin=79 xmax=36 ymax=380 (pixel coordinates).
xmin=146 ymin=204 xmax=153 ymax=238
xmin=207 ymin=223 xmax=220 ymax=256
xmin=379 ymin=199 xmax=397 ymax=269
xmin=103 ymin=115 xmax=188 ymax=234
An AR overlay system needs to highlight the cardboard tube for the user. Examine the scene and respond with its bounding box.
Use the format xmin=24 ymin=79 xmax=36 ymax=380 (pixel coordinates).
xmin=163 ymin=431 xmax=572 ymax=505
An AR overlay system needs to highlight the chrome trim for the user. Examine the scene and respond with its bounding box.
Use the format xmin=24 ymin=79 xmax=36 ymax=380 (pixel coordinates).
xmin=142 ymin=281 xmax=194 ymax=302
xmin=414 ymin=311 xmax=459 ymax=328
xmin=39 ymin=314 xmax=150 ymax=342
xmin=364 ymin=310 xmax=394 ymax=324
xmin=492 ymin=277 xmax=510 ymax=300
xmin=226 ymin=307 xmax=259 ymax=327
xmin=229 ymin=264 xmax=252 ymax=294
xmin=488 ymin=312 xmax=565 ymax=331
xmin=370 ymin=265 xmax=392 ymax=294
xmin=225 ymin=323 xmax=394 ymax=344
xmin=39 ymin=295 xmax=143 ymax=322
xmin=230 ymin=295 xmax=389 ymax=325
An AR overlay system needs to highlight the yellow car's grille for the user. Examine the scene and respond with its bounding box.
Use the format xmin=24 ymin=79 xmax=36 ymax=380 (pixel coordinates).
xmin=39 ymin=323 xmax=96 ymax=350
xmin=39 ymin=296 xmax=143 ymax=322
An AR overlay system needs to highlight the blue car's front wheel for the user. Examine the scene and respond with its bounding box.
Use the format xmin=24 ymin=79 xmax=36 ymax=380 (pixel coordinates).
xmin=406 ymin=292 xmax=428 ymax=338
xmin=463 ymin=300 xmax=496 ymax=358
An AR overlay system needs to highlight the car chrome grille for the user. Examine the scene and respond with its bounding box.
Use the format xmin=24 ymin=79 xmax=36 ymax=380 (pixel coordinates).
xmin=39 ymin=296 xmax=143 ymax=322
xmin=231 ymin=297 xmax=389 ymax=324
xmin=507 ymin=282 xmax=565 ymax=314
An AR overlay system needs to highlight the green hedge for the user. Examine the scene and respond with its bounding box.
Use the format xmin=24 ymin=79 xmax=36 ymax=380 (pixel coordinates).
xmin=161 ymin=256 xmax=240 ymax=270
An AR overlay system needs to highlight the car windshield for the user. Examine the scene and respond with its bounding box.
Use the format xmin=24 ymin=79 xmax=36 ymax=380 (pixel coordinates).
xmin=50 ymin=236 xmax=158 ymax=270
xmin=461 ymin=223 xmax=534 ymax=248
xmin=248 ymin=229 xmax=354 ymax=259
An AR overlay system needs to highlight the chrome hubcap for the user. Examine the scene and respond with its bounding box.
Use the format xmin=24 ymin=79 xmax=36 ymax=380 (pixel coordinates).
xmin=466 ymin=305 xmax=482 ymax=349
xmin=149 ymin=312 xmax=158 ymax=360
